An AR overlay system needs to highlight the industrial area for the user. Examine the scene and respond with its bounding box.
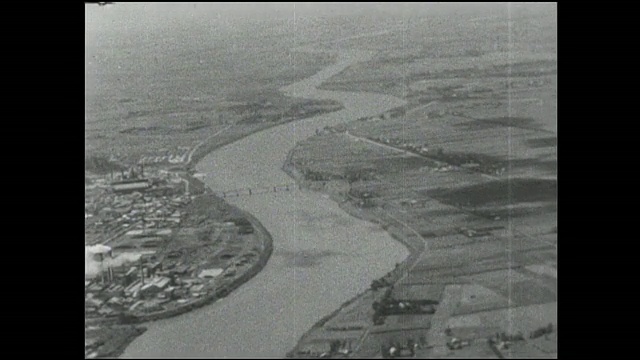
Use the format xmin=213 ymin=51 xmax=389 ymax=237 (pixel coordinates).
xmin=85 ymin=165 xmax=271 ymax=358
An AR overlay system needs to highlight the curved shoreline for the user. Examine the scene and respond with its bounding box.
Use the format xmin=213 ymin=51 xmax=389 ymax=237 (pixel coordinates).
xmin=92 ymin=326 xmax=148 ymax=359
xmin=281 ymin=157 xmax=423 ymax=357
xmin=122 ymin=46 xmax=410 ymax=358
xmin=117 ymin=204 xmax=273 ymax=325
xmin=86 ymin=175 xmax=274 ymax=329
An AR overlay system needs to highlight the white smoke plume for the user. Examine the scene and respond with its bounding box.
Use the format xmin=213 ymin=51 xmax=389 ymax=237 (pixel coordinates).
xmin=105 ymin=252 xmax=142 ymax=268
xmin=85 ymin=245 xmax=142 ymax=279
xmin=85 ymin=245 xmax=111 ymax=278
xmin=87 ymin=244 xmax=111 ymax=254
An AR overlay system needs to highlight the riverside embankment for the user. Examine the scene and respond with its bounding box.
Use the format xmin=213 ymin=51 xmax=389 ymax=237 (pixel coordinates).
xmin=122 ymin=46 xmax=409 ymax=358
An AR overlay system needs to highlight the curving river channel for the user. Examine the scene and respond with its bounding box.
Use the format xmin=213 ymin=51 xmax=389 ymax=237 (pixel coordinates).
xmin=122 ymin=46 xmax=409 ymax=358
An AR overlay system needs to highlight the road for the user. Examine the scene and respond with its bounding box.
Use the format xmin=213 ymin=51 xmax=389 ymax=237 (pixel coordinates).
xmin=186 ymin=124 xmax=233 ymax=165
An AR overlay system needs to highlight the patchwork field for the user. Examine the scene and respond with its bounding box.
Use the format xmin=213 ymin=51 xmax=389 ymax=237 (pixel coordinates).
xmin=288 ymin=6 xmax=556 ymax=356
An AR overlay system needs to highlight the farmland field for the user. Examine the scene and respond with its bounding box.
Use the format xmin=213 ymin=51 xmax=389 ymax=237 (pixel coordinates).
xmin=287 ymin=4 xmax=556 ymax=357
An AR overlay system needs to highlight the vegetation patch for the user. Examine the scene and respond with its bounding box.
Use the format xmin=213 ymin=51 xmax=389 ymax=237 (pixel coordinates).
xmin=427 ymin=178 xmax=557 ymax=208
xmin=526 ymin=137 xmax=557 ymax=149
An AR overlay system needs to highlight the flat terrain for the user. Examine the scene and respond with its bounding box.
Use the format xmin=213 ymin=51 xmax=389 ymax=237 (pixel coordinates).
xmin=121 ymin=41 xmax=410 ymax=360
xmin=87 ymin=4 xmax=556 ymax=358
xmin=288 ymin=4 xmax=556 ymax=358
xmin=86 ymin=9 xmax=350 ymax=170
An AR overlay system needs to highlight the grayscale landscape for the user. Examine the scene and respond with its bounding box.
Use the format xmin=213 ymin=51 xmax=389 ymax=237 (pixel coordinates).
xmin=85 ymin=3 xmax=557 ymax=358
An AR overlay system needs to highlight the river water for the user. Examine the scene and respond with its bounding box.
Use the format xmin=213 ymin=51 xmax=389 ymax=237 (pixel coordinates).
xmin=122 ymin=47 xmax=409 ymax=358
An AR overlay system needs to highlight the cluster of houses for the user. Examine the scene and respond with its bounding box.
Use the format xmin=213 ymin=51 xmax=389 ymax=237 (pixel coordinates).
xmin=85 ymin=171 xmax=194 ymax=245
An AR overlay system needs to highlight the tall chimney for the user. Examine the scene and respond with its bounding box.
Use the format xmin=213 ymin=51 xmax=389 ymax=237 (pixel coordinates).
xmin=139 ymin=258 xmax=145 ymax=285
xmin=99 ymin=253 xmax=105 ymax=285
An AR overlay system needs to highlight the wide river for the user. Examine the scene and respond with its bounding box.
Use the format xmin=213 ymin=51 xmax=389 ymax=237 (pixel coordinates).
xmin=122 ymin=46 xmax=409 ymax=358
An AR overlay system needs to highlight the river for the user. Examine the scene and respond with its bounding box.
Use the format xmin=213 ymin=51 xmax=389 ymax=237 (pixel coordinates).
xmin=121 ymin=46 xmax=409 ymax=358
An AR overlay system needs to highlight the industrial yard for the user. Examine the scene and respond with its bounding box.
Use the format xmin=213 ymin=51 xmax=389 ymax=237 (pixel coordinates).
xmin=85 ymin=164 xmax=273 ymax=357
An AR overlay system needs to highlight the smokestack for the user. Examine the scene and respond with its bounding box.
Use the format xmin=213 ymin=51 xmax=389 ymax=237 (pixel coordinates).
xmin=140 ymin=163 xmax=144 ymax=177
xmin=99 ymin=253 xmax=105 ymax=285
xmin=140 ymin=258 xmax=145 ymax=285
xmin=108 ymin=267 xmax=114 ymax=283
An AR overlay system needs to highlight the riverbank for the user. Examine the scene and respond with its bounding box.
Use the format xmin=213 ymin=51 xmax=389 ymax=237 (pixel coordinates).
xmin=185 ymin=103 xmax=344 ymax=170
xmin=123 ymin=44 xmax=409 ymax=358
xmin=86 ymin=174 xmax=275 ymax=358
xmin=86 ymin=325 xmax=147 ymax=359
xmin=115 ymin=203 xmax=273 ymax=325
xmin=282 ymin=155 xmax=426 ymax=358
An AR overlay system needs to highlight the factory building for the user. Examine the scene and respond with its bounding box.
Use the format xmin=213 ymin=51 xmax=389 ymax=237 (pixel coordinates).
xmin=111 ymin=179 xmax=151 ymax=194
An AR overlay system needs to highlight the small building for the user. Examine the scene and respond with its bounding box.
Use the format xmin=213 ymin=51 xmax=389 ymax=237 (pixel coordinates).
xmin=162 ymin=286 xmax=176 ymax=298
xmin=124 ymin=280 xmax=143 ymax=297
xmin=103 ymin=284 xmax=125 ymax=298
xmin=223 ymin=267 xmax=237 ymax=277
xmin=98 ymin=306 xmax=116 ymax=317
xmin=138 ymin=276 xmax=171 ymax=297
xmin=125 ymin=229 xmax=145 ymax=237
xmin=85 ymin=297 xmax=104 ymax=309
xmin=111 ymin=180 xmax=151 ymax=194
xmin=198 ymin=268 xmax=223 ymax=279
xmin=88 ymin=283 xmax=107 ymax=293
xmin=153 ymin=276 xmax=171 ymax=289
xmin=129 ymin=300 xmax=145 ymax=311
xmin=139 ymin=283 xmax=163 ymax=298
xmin=172 ymin=265 xmax=190 ymax=275
xmin=107 ymin=296 xmax=124 ymax=307
xmin=148 ymin=262 xmax=163 ymax=277
xmin=189 ymin=284 xmax=205 ymax=294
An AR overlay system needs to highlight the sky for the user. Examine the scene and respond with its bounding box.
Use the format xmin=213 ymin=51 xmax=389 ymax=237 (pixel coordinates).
xmin=86 ymin=2 xmax=555 ymax=34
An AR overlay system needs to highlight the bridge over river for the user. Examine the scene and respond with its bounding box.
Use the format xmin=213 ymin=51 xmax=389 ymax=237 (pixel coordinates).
xmin=211 ymin=183 xmax=298 ymax=198
xmin=122 ymin=41 xmax=409 ymax=358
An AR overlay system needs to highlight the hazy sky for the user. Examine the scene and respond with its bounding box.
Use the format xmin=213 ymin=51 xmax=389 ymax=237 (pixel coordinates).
xmin=86 ymin=3 xmax=555 ymax=30
xmin=86 ymin=2 xmax=555 ymax=46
